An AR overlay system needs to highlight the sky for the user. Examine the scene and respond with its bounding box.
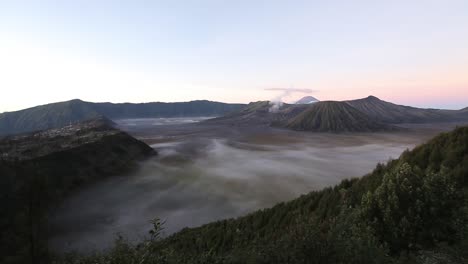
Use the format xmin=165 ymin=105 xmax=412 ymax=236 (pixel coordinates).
xmin=0 ymin=0 xmax=467 ymax=112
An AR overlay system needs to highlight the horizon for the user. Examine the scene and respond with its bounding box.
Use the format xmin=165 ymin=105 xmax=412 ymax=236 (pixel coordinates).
xmin=1 ymin=94 xmax=466 ymax=115
xmin=1 ymin=1 xmax=468 ymax=112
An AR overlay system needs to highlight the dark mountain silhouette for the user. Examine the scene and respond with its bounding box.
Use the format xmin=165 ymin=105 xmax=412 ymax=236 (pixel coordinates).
xmin=205 ymin=101 xmax=278 ymax=126
xmin=206 ymin=101 xmax=312 ymax=127
xmin=285 ymin=101 xmax=393 ymax=132
xmin=0 ymin=118 xmax=155 ymax=263
xmin=2 ymin=96 xmax=466 ymax=136
xmin=0 ymin=99 xmax=102 ymax=137
xmin=207 ymin=96 xmax=468 ymax=133
xmin=0 ymin=117 xmax=145 ymax=161
xmin=345 ymin=96 xmax=465 ymax=123
xmin=89 ymin=100 xmax=244 ymax=119
xmin=0 ymin=99 xmax=244 ymax=136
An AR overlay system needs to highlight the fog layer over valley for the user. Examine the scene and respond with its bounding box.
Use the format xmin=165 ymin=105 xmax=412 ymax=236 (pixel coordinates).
xmin=49 ymin=118 xmax=448 ymax=253
xmin=116 ymin=117 xmax=213 ymax=127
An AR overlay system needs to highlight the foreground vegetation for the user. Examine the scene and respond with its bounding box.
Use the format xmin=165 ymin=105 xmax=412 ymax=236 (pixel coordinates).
xmin=0 ymin=121 xmax=154 ymax=264
xmin=57 ymin=126 xmax=468 ymax=263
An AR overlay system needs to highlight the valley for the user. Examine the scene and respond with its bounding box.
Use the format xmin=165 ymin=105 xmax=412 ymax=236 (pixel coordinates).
xmin=1 ymin=98 xmax=467 ymax=263
xmin=48 ymin=117 xmax=461 ymax=253
xmin=4 ymin=3 xmax=468 ymax=262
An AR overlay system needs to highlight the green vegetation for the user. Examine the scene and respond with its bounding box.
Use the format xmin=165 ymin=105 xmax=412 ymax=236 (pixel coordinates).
xmin=0 ymin=99 xmax=244 ymax=136
xmin=56 ymin=126 xmax=468 ymax=263
xmin=0 ymin=121 xmax=155 ymax=264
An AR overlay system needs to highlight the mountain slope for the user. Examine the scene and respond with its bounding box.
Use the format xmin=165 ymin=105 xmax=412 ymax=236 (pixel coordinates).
xmin=205 ymin=101 xmax=277 ymax=126
xmin=61 ymin=126 xmax=468 ymax=264
xmin=206 ymin=101 xmax=313 ymax=127
xmin=0 ymin=99 xmax=101 ymax=136
xmin=205 ymin=96 xmax=468 ymax=133
xmin=284 ymin=101 xmax=392 ymax=132
xmin=345 ymin=96 xmax=463 ymax=124
xmin=0 ymin=99 xmax=245 ymax=136
xmin=90 ymin=100 xmax=244 ymax=119
xmin=0 ymin=118 xmax=155 ymax=263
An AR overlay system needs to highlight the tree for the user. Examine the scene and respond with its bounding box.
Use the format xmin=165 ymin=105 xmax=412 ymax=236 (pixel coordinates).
xmin=361 ymin=162 xmax=465 ymax=252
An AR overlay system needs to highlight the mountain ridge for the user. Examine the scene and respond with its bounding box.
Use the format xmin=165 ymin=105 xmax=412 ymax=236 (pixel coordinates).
xmin=345 ymin=95 xmax=462 ymax=123
xmin=0 ymin=99 xmax=245 ymax=136
xmin=208 ymin=95 xmax=468 ymax=132
xmin=284 ymin=101 xmax=393 ymax=132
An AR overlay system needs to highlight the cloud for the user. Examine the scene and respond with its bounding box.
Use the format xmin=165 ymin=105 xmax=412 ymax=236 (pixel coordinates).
xmin=264 ymin=88 xmax=317 ymax=112
xmin=264 ymin=88 xmax=316 ymax=93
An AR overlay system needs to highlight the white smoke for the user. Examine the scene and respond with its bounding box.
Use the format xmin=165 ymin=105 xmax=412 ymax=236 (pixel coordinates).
xmin=265 ymin=88 xmax=315 ymax=112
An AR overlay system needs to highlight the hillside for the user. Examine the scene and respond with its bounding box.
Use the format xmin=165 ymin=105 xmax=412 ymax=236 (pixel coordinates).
xmin=284 ymin=101 xmax=393 ymax=132
xmin=205 ymin=96 xmax=468 ymax=133
xmin=0 ymin=118 xmax=155 ymax=264
xmin=206 ymin=101 xmax=314 ymax=127
xmin=0 ymin=99 xmax=101 ymax=137
xmin=62 ymin=126 xmax=468 ymax=263
xmin=0 ymin=99 xmax=245 ymax=136
xmin=89 ymin=100 xmax=244 ymax=119
xmin=3 ymin=96 xmax=465 ymax=136
xmin=205 ymin=101 xmax=279 ymax=126
xmin=345 ymin=96 xmax=466 ymax=124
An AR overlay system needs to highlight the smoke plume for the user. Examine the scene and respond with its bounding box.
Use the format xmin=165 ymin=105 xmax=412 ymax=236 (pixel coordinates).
xmin=265 ymin=88 xmax=315 ymax=112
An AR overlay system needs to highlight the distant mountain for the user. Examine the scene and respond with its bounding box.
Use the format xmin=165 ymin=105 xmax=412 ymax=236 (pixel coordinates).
xmin=345 ymin=96 xmax=464 ymax=124
xmin=206 ymin=101 xmax=314 ymax=127
xmin=0 ymin=99 xmax=245 ymax=136
xmin=2 ymin=96 xmax=466 ymax=136
xmin=284 ymin=101 xmax=392 ymax=132
xmin=0 ymin=99 xmax=101 ymax=137
xmin=89 ymin=100 xmax=245 ymax=119
xmin=206 ymin=101 xmax=280 ymax=126
xmin=207 ymin=100 xmax=392 ymax=132
xmin=205 ymin=96 xmax=468 ymax=133
xmin=295 ymin=96 xmax=319 ymax=104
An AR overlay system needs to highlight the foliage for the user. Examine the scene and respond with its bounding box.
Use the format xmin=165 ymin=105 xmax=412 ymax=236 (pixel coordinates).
xmin=54 ymin=218 xmax=168 ymax=264
xmin=59 ymin=126 xmax=468 ymax=263
xmin=361 ymin=163 xmax=464 ymax=252
xmin=3 ymin=126 xmax=468 ymax=263
xmin=0 ymin=128 xmax=154 ymax=264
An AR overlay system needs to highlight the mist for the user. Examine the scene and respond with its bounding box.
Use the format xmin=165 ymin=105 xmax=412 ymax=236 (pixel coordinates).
xmin=48 ymin=119 xmax=433 ymax=253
